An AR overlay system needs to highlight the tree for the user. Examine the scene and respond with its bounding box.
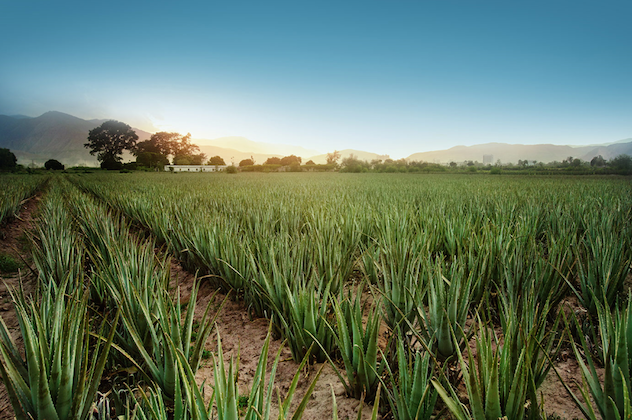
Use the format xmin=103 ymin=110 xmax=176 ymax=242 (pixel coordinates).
xmin=188 ymin=153 xmax=206 ymax=165
xmin=280 ymin=155 xmax=301 ymax=166
xmin=135 ymin=132 xmax=175 ymax=155
xmin=239 ymin=158 xmax=254 ymax=167
xmin=340 ymin=154 xmax=369 ymax=172
xmin=136 ymin=152 xmax=169 ymax=168
xmin=264 ymin=157 xmax=282 ymax=165
xmin=44 ymin=159 xmax=64 ymax=170
xmin=0 ymin=148 xmax=17 ymax=171
xmin=591 ymin=155 xmax=607 ymax=167
xmin=305 ymin=160 xmax=315 ymax=165
xmin=208 ymin=156 xmax=226 ymax=166
xmin=326 ymin=150 xmax=341 ymax=165
xmin=85 ymin=121 xmax=138 ymax=169
xmin=610 ymin=154 xmax=632 ymax=173
xmin=170 ymin=133 xmax=206 ymax=165
xmin=171 ymin=133 xmax=197 ymax=156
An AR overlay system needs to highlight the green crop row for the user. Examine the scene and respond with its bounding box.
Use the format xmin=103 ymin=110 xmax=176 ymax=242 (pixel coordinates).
xmin=0 ymin=174 xmax=48 ymax=223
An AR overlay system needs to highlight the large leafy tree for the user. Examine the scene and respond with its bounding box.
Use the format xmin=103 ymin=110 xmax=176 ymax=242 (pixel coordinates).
xmin=135 ymin=132 xmax=179 ymax=156
xmin=133 ymin=132 xmax=180 ymax=168
xmin=85 ymin=121 xmax=138 ymax=169
xmin=136 ymin=152 xmax=169 ymax=168
xmin=169 ymin=132 xmax=205 ymax=165
xmin=0 ymin=148 xmax=17 ymax=171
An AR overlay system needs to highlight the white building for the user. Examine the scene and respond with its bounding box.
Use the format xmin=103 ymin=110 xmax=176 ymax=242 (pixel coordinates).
xmin=164 ymin=165 xmax=228 ymax=172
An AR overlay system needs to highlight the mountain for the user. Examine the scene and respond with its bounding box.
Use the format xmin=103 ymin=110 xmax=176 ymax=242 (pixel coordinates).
xmin=197 ymin=136 xmax=320 ymax=158
xmin=0 ymin=111 xmax=151 ymax=166
xmin=197 ymin=144 xmax=283 ymax=166
xmin=406 ymin=141 xmax=632 ymax=164
xmin=1 ymin=111 xmax=630 ymax=167
xmin=306 ymin=149 xmax=391 ymax=164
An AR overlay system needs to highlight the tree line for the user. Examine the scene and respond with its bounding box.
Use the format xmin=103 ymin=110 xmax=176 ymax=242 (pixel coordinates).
xmin=84 ymin=120 xmax=223 ymax=170
xmin=334 ymin=153 xmax=632 ymax=174
xmin=84 ymin=121 xmax=314 ymax=171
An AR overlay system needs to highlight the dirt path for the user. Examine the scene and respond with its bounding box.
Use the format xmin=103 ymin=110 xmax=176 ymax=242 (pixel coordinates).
xmin=0 ymin=193 xmax=42 ymax=419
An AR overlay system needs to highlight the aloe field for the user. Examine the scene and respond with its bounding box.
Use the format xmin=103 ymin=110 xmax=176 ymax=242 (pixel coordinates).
xmin=1 ymin=172 xmax=631 ymax=420
xmin=0 ymin=175 xmax=47 ymax=224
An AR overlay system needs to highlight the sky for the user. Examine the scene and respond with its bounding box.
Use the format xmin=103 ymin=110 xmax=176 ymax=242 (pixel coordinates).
xmin=1 ymin=0 xmax=631 ymax=158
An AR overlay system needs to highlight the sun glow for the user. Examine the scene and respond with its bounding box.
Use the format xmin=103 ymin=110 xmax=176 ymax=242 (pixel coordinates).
xmin=148 ymin=116 xmax=189 ymax=136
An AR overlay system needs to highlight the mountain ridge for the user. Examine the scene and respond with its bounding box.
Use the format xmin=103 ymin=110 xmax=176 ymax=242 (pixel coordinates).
xmin=0 ymin=111 xmax=151 ymax=166
xmin=0 ymin=111 xmax=630 ymax=166
xmin=406 ymin=140 xmax=632 ymax=164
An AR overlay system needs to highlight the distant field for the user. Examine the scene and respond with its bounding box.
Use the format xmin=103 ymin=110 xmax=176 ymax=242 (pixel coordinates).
xmin=71 ymin=171 xmax=632 ymax=316
xmin=1 ymin=171 xmax=631 ymax=419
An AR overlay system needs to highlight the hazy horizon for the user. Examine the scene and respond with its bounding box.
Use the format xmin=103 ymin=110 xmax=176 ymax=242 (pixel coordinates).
xmin=1 ymin=0 xmax=631 ymax=159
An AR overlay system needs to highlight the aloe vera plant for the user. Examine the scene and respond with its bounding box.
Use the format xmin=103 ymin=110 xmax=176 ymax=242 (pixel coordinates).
xmin=0 ymin=174 xmax=47 ymax=224
xmin=30 ymin=181 xmax=84 ymax=287
xmin=129 ymin=386 xmax=188 ymax=420
xmin=559 ymin=295 xmax=632 ymax=420
xmin=0 ymin=280 xmax=118 ymax=420
xmin=117 ymin=279 xmax=225 ymax=399
xmin=574 ymin=226 xmax=631 ymax=314
xmin=499 ymin=282 xmax=563 ymax=418
xmin=250 ymin=237 xmax=335 ymax=362
xmin=419 ymin=258 xmax=472 ymax=359
xmin=375 ymin=217 xmax=425 ymax=338
xmin=432 ymin=315 xmax=531 ymax=420
xmin=383 ymin=337 xmax=437 ymax=420
xmin=244 ymin=327 xmax=324 ymax=420
xmin=178 ymin=329 xmax=324 ymax=420
xmin=314 ymin=285 xmax=383 ymax=401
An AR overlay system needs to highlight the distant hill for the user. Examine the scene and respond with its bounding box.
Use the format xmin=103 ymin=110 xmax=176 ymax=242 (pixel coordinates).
xmin=197 ymin=144 xmax=283 ymax=166
xmin=307 ymin=149 xmax=391 ymax=164
xmin=0 ymin=111 xmax=151 ymax=166
xmin=406 ymin=140 xmax=632 ymax=164
xmin=198 ymin=136 xmax=320 ymax=158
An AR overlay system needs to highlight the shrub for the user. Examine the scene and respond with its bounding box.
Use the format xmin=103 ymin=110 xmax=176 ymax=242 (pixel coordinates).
xmin=44 ymin=159 xmax=64 ymax=170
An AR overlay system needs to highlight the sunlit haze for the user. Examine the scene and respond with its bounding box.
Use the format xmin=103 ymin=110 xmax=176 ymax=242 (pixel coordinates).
xmin=1 ymin=0 xmax=631 ymax=158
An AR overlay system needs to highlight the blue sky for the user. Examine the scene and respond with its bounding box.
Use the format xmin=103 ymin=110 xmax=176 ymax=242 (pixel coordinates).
xmin=1 ymin=0 xmax=630 ymax=158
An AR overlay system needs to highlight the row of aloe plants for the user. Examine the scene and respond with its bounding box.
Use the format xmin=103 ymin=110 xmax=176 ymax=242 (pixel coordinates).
xmin=70 ymin=173 xmax=631 ymax=317
xmin=0 ymin=179 xmax=118 ymax=419
xmin=0 ymin=178 xmax=355 ymax=419
xmin=63 ymin=172 xmax=632 ymax=418
xmin=0 ymin=174 xmax=48 ymax=224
